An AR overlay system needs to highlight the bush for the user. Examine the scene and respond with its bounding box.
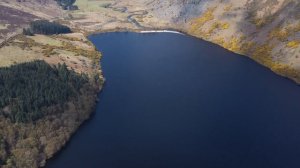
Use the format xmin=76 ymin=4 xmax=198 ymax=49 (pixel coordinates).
xmin=55 ymin=0 xmax=76 ymax=10
xmin=22 ymin=28 xmax=34 ymax=36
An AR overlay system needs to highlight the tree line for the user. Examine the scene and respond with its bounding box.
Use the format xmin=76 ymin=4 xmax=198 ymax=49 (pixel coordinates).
xmin=23 ymin=20 xmax=72 ymax=36
xmin=0 ymin=61 xmax=89 ymax=123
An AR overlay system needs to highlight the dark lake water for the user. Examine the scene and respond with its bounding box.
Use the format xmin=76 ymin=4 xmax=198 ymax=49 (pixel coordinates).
xmin=46 ymin=32 xmax=300 ymax=168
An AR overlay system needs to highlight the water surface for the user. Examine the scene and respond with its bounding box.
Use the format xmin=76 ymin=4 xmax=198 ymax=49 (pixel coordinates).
xmin=47 ymin=32 xmax=300 ymax=168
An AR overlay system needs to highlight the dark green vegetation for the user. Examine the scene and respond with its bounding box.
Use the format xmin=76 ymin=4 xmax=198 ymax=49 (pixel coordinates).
xmin=22 ymin=28 xmax=34 ymax=36
xmin=0 ymin=60 xmax=101 ymax=168
xmin=55 ymin=0 xmax=78 ymax=10
xmin=0 ymin=136 xmax=6 ymax=165
xmin=0 ymin=61 xmax=88 ymax=123
xmin=23 ymin=20 xmax=71 ymax=36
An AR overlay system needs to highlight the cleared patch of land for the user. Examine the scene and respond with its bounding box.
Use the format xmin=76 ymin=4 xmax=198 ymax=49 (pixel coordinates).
xmin=0 ymin=33 xmax=101 ymax=76
xmin=74 ymin=0 xmax=112 ymax=12
xmin=0 ymin=45 xmax=40 ymax=67
xmin=28 ymin=35 xmax=63 ymax=47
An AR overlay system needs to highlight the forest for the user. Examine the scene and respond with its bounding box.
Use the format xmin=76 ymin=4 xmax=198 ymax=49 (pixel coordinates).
xmin=23 ymin=20 xmax=72 ymax=35
xmin=0 ymin=61 xmax=89 ymax=123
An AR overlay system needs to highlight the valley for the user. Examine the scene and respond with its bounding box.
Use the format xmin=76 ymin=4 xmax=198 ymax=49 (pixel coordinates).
xmin=1 ymin=0 xmax=300 ymax=167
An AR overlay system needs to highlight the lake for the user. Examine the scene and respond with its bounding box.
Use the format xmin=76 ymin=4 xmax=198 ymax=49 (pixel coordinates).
xmin=46 ymin=32 xmax=300 ymax=168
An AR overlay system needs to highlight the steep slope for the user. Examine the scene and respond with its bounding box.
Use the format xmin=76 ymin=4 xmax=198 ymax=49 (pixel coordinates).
xmin=141 ymin=0 xmax=300 ymax=83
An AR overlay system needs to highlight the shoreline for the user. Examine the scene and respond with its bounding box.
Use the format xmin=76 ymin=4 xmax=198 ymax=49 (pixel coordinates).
xmin=45 ymin=28 xmax=299 ymax=167
xmin=1 ymin=7 xmax=300 ymax=166
xmin=86 ymin=27 xmax=300 ymax=85
xmin=139 ymin=30 xmax=185 ymax=35
xmin=1 ymin=1 xmax=299 ymax=167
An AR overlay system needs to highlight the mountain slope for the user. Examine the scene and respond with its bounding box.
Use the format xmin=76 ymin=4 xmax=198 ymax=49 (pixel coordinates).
xmin=140 ymin=0 xmax=300 ymax=82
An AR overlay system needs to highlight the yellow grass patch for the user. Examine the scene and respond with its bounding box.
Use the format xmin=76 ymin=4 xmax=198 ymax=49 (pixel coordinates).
xmin=208 ymin=22 xmax=230 ymax=35
xmin=223 ymin=37 xmax=242 ymax=53
xmin=0 ymin=46 xmax=40 ymax=67
xmin=74 ymin=0 xmax=112 ymax=12
xmin=287 ymin=41 xmax=300 ymax=49
xmin=28 ymin=35 xmax=63 ymax=47
xmin=268 ymin=28 xmax=290 ymax=41
xmin=190 ymin=7 xmax=215 ymax=33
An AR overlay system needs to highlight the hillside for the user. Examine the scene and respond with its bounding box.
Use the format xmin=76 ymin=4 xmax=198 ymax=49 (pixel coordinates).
xmin=147 ymin=0 xmax=300 ymax=83
xmin=0 ymin=32 xmax=103 ymax=168
xmin=111 ymin=0 xmax=300 ymax=83
xmin=0 ymin=1 xmax=104 ymax=167
xmin=49 ymin=0 xmax=300 ymax=82
xmin=0 ymin=0 xmax=62 ymax=44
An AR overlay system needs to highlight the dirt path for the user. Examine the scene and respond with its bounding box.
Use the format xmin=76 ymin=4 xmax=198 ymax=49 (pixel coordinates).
xmin=127 ymin=10 xmax=148 ymax=29
xmin=107 ymin=3 xmax=149 ymax=29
